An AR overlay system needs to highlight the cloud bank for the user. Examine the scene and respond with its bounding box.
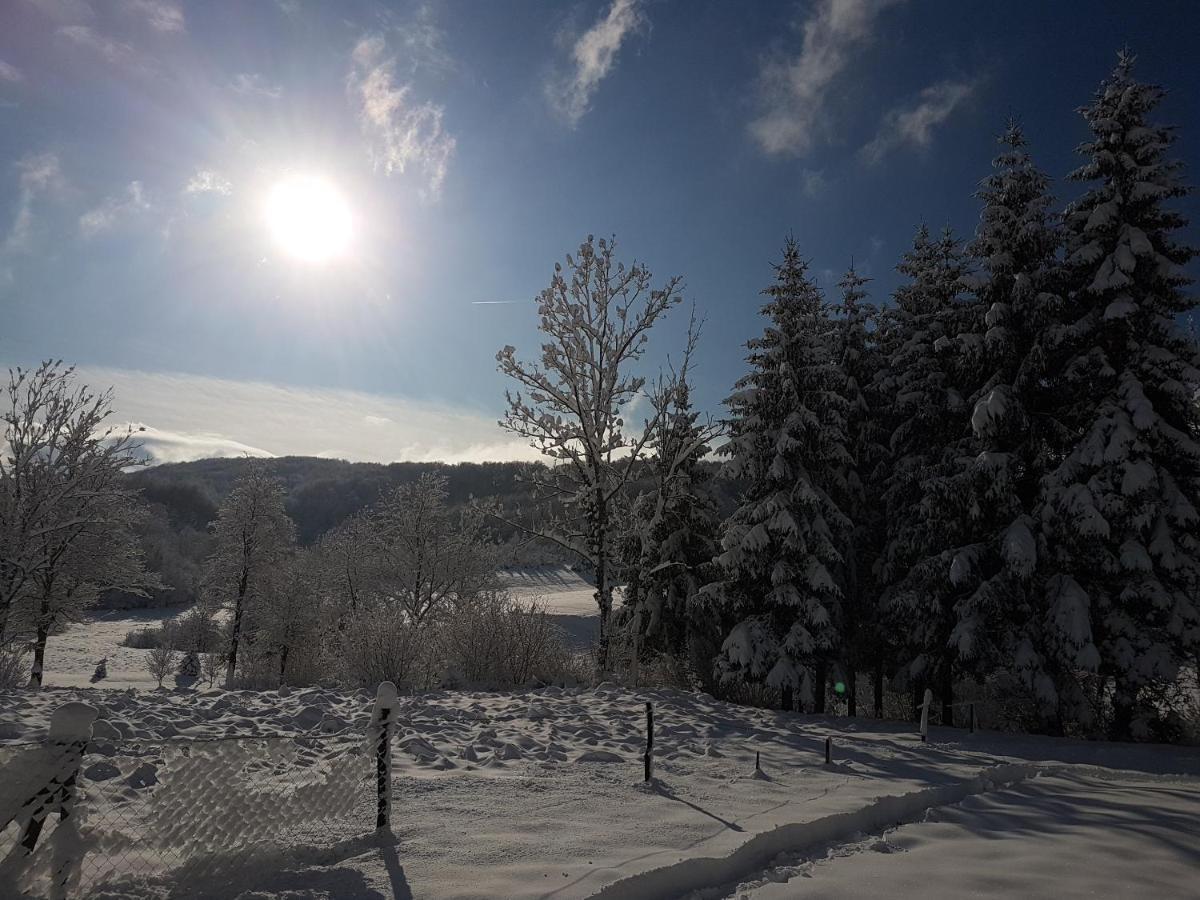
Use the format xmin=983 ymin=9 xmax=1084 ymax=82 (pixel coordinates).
xmin=73 ymin=366 xmax=540 ymax=466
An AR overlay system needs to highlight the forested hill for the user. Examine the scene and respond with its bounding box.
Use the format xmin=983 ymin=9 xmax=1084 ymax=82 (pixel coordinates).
xmin=130 ymin=457 xmax=548 ymax=544
xmin=116 ymin=456 xmax=733 ymax=609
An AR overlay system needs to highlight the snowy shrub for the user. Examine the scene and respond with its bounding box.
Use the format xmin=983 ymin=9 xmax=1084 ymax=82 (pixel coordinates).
xmin=145 ymin=642 xmax=177 ymax=689
xmin=123 ymin=626 xmax=164 ymax=649
xmin=438 ymin=596 xmax=578 ymax=689
xmin=339 ymin=607 xmax=435 ymax=691
xmin=0 ymin=642 xmax=27 ymax=689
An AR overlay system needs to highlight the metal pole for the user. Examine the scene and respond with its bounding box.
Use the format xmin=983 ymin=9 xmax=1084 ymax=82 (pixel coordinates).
xmin=969 ymin=702 xmax=976 ymax=735
xmin=824 ymin=736 xmax=832 ymax=765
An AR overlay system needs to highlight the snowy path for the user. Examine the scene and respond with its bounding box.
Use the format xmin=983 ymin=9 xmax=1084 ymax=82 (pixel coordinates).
xmin=728 ymin=770 xmax=1200 ymax=899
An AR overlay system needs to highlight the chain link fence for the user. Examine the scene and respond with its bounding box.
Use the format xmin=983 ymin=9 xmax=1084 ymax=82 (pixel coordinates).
xmin=0 ymin=724 xmax=382 ymax=898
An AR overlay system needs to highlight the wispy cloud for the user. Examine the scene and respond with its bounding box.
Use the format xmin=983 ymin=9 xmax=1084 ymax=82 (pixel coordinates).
xmin=122 ymin=0 xmax=185 ymax=33
xmin=546 ymin=0 xmax=647 ymax=127
xmin=66 ymin=366 xmax=541 ymax=465
xmin=801 ymin=168 xmax=827 ymax=198
xmin=230 ymin=72 xmax=282 ymax=99
xmin=750 ymin=0 xmax=904 ymax=156
xmin=348 ymin=34 xmax=456 ymax=199
xmin=860 ymin=78 xmax=975 ymax=164
xmin=57 ymin=25 xmax=140 ymax=67
xmin=183 ymin=169 xmax=232 ymax=195
xmin=3 ymin=153 xmax=63 ymax=255
xmin=79 ymin=180 xmax=150 ymax=238
xmin=0 ymin=60 xmax=22 ymax=83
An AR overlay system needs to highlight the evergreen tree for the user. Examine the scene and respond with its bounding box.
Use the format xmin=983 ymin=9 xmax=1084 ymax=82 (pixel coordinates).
xmin=1043 ymin=51 xmax=1200 ymax=739
xmin=878 ymin=225 xmax=975 ymax=720
xmin=832 ymin=265 xmax=886 ymax=715
xmin=706 ymin=239 xmax=850 ymax=711
xmin=947 ymin=122 xmax=1071 ymax=727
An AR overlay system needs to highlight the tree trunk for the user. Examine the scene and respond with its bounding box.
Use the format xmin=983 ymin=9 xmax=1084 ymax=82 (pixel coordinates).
xmin=29 ymin=617 xmax=49 ymax=689
xmin=814 ymin=661 xmax=827 ymax=714
xmin=873 ymin=664 xmax=884 ymax=717
xmin=846 ymin=666 xmax=857 ymax=717
xmin=939 ymin=664 xmax=954 ymax=727
xmin=278 ymin=644 xmax=289 ymax=686
xmin=594 ymin=493 xmax=611 ymax=673
xmin=780 ymin=685 xmax=794 ymax=713
xmin=1110 ymin=684 xmax=1135 ymax=742
xmin=226 ymin=568 xmax=248 ymax=686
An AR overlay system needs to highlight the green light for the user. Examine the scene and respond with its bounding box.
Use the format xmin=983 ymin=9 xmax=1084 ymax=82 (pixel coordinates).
xmin=834 ymin=681 xmax=846 ymax=695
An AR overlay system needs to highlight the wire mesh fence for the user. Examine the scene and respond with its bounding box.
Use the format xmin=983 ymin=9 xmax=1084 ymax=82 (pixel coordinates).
xmin=0 ymin=730 xmax=378 ymax=899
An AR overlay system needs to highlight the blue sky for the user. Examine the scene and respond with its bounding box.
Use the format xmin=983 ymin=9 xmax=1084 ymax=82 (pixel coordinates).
xmin=1 ymin=0 xmax=1198 ymax=463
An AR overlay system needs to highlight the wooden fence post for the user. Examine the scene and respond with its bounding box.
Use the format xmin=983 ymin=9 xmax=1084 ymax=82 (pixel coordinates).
xmin=372 ymin=682 xmax=398 ymax=833
xmin=643 ymin=702 xmax=654 ymax=783
xmin=968 ymin=702 xmax=976 ymax=735
xmin=824 ymin=736 xmax=832 ymax=765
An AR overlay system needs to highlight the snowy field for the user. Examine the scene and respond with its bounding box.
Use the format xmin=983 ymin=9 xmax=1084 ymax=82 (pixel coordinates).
xmin=2 ymin=600 xmax=1198 ymax=898
xmin=2 ymin=678 xmax=1199 ymax=898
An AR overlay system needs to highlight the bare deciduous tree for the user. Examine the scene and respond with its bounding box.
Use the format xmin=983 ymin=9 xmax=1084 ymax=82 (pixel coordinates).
xmin=202 ymin=464 xmax=295 ymax=686
xmin=0 ymin=361 xmax=151 ymax=684
xmin=496 ymin=236 xmax=683 ymax=669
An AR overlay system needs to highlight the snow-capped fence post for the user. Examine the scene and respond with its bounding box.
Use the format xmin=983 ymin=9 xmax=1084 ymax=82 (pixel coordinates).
xmin=824 ymin=736 xmax=832 ymax=765
xmin=919 ymin=688 xmax=933 ymax=743
xmin=15 ymin=702 xmax=96 ymax=865
xmin=371 ymin=682 xmax=399 ymax=833
xmin=643 ymin=701 xmax=654 ymax=783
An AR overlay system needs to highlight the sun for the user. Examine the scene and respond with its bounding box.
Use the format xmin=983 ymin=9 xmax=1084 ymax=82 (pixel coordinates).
xmin=264 ymin=174 xmax=353 ymax=264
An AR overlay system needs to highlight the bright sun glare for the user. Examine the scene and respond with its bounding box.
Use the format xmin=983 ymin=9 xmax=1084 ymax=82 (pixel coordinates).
xmin=264 ymin=175 xmax=353 ymax=264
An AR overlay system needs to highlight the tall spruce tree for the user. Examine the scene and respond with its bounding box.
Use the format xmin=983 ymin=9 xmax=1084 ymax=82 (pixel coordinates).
xmin=878 ymin=225 xmax=975 ymax=721
xmin=706 ymin=239 xmax=851 ymax=711
xmin=833 ymin=265 xmax=886 ymax=715
xmin=1043 ymin=51 xmax=1200 ymax=739
xmin=948 ymin=122 xmax=1072 ymax=728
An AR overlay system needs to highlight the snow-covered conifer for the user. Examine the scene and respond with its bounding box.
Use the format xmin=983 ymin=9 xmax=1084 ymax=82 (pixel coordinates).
xmin=706 ymin=238 xmax=850 ymax=711
xmin=943 ymin=122 xmax=1070 ymax=724
xmin=1043 ymin=51 xmax=1200 ymax=738
xmin=832 ymin=265 xmax=886 ymax=715
xmin=877 ymin=225 xmax=975 ymax=718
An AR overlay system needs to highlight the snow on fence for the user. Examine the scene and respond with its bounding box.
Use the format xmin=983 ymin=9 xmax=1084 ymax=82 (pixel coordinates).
xmin=0 ymin=685 xmax=401 ymax=899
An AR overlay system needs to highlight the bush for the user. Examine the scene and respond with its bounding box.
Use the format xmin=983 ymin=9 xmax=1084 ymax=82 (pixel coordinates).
xmin=0 ymin=643 xmax=28 ymax=690
xmin=339 ymin=608 xmax=436 ymax=691
xmin=122 ymin=606 xmax=223 ymax=653
xmin=438 ymin=596 xmax=580 ymax=689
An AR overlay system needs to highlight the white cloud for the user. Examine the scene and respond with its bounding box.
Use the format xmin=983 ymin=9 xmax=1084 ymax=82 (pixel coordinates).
xmin=750 ymin=0 xmax=904 ymax=156
xmin=57 ymin=25 xmax=140 ymax=68
xmin=546 ymin=0 xmax=646 ymax=127
xmin=183 ymin=169 xmax=232 ymax=195
xmin=122 ymin=0 xmax=185 ymax=33
xmin=0 ymin=60 xmax=22 ymax=83
xmin=79 ymin=180 xmax=150 ymax=238
xmin=66 ymin=366 xmax=541 ymax=465
xmin=860 ymin=78 xmax=974 ymax=164
xmin=123 ymin=424 xmax=272 ymax=466
xmin=2 ymin=152 xmax=63 ymax=256
xmin=348 ymin=34 xmax=456 ymax=199
xmin=230 ymin=72 xmax=282 ymax=99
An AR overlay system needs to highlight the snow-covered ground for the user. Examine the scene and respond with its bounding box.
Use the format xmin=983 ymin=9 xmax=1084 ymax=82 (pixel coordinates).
xmin=499 ymin=565 xmax=601 ymax=647
xmin=37 ymin=606 xmax=193 ymax=691
xmin=2 ymin=680 xmax=1198 ymax=899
